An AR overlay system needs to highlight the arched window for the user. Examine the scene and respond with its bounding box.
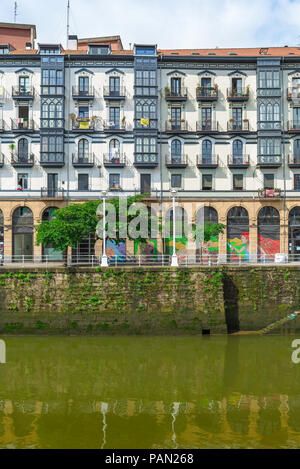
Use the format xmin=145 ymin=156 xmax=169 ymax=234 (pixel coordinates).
xmin=171 ymin=139 xmax=182 ymax=163
xmin=202 ymin=140 xmax=212 ymax=163
xmin=165 ymin=206 xmax=188 ymax=255
xmin=12 ymin=207 xmax=33 ymax=261
xmin=18 ymin=138 xmax=28 ymax=162
xmin=109 ymin=139 xmax=120 ymax=161
xmin=196 ymin=207 xmax=219 ymax=259
xmin=232 ymin=140 xmax=243 ymax=164
xmin=78 ymin=138 xmax=89 ymax=160
xmin=258 ymin=207 xmax=280 ymax=261
xmin=0 ymin=209 xmax=3 ymax=263
xmin=289 ymin=207 xmax=300 ymax=260
xmin=227 ymin=207 xmax=249 ymax=262
xmin=294 ymin=140 xmax=300 ymax=163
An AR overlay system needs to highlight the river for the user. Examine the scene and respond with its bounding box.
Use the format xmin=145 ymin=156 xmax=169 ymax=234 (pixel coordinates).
xmin=0 ymin=335 xmax=300 ymax=449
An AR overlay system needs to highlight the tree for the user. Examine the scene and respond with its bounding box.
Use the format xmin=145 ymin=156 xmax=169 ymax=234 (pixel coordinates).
xmin=193 ymin=221 xmax=225 ymax=244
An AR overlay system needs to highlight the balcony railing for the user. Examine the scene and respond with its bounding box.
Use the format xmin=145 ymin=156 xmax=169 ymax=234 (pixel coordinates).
xmin=72 ymin=153 xmax=95 ymax=167
xmin=258 ymin=188 xmax=281 ymax=198
xmin=165 ymin=120 xmax=190 ymax=132
xmin=0 ymin=153 xmax=4 ymax=167
xmin=40 ymin=153 xmax=65 ymax=167
xmin=11 ymin=153 xmax=34 ymax=167
xmin=288 ymin=154 xmax=300 ymax=167
xmin=164 ymin=87 xmax=187 ymax=101
xmin=103 ymin=121 xmax=127 ymax=132
xmin=72 ymin=86 xmax=95 ymax=99
xmin=103 ymin=153 xmax=126 ymax=167
xmin=257 ymin=155 xmax=282 ymax=167
xmin=196 ymin=121 xmax=219 ymax=132
xmin=165 ymin=154 xmax=188 ymax=168
xmin=227 ymin=120 xmax=250 ymax=132
xmin=197 ymin=154 xmax=219 ymax=168
xmin=227 ymin=88 xmax=249 ymax=101
xmin=11 ymin=119 xmax=35 ymax=131
xmin=103 ymin=86 xmax=126 ymax=99
xmin=287 ymin=88 xmax=300 ymax=101
xmin=134 ymin=154 xmax=158 ymax=167
xmin=41 ymin=188 xmax=65 ymax=199
xmin=71 ymin=119 xmax=97 ymax=131
xmin=109 ymin=183 xmax=122 ymax=191
xmin=12 ymin=86 xmax=35 ymax=99
xmin=0 ymin=119 xmax=4 ymax=132
xmin=287 ymin=121 xmax=300 ymax=132
xmin=228 ymin=154 xmax=250 ymax=167
xmin=196 ymin=86 xmax=218 ymax=101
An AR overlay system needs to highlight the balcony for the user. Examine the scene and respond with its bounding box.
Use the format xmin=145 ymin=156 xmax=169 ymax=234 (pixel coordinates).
xmin=109 ymin=183 xmax=122 ymax=192
xmin=227 ymin=120 xmax=250 ymax=133
xmin=228 ymin=154 xmax=250 ymax=168
xmin=0 ymin=153 xmax=4 ymax=167
xmin=103 ymin=86 xmax=126 ymax=100
xmin=103 ymin=121 xmax=127 ymax=133
xmin=40 ymin=153 xmax=65 ymax=168
xmin=41 ymin=188 xmax=65 ymax=199
xmin=72 ymin=86 xmax=95 ymax=100
xmin=257 ymin=155 xmax=282 ymax=168
xmin=196 ymin=86 xmax=218 ymax=102
xmin=103 ymin=153 xmax=126 ymax=168
xmin=0 ymin=119 xmax=4 ymax=132
xmin=287 ymin=88 xmax=300 ymax=101
xmin=11 ymin=153 xmax=34 ymax=168
xmin=134 ymin=154 xmax=158 ymax=168
xmin=164 ymin=87 xmax=187 ymax=102
xmin=196 ymin=121 xmax=219 ymax=133
xmin=258 ymin=188 xmax=282 ymax=199
xmin=12 ymin=86 xmax=35 ymax=100
xmin=227 ymin=88 xmax=249 ymax=102
xmin=165 ymin=120 xmax=190 ymax=133
xmin=287 ymin=121 xmax=300 ymax=133
xmin=71 ymin=119 xmax=97 ymax=132
xmin=11 ymin=119 xmax=35 ymax=132
xmin=165 ymin=154 xmax=188 ymax=168
xmin=72 ymin=153 xmax=95 ymax=168
xmin=288 ymin=154 xmax=300 ymax=168
xmin=197 ymin=154 xmax=219 ymax=168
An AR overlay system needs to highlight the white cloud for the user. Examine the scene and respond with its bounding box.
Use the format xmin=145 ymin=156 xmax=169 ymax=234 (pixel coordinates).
xmin=2 ymin=0 xmax=300 ymax=49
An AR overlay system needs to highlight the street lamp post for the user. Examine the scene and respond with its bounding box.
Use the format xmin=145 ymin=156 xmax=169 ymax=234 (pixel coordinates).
xmin=170 ymin=189 xmax=178 ymax=267
xmin=101 ymin=190 xmax=108 ymax=267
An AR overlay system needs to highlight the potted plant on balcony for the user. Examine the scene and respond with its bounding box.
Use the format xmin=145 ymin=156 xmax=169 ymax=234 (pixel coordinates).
xmin=246 ymin=85 xmax=250 ymax=96
xmin=165 ymin=86 xmax=170 ymax=96
xmin=121 ymin=116 xmax=126 ymax=128
xmin=258 ymin=188 xmax=265 ymax=197
xmin=274 ymin=188 xmax=281 ymax=197
xmin=69 ymin=113 xmax=76 ymax=121
xmin=9 ymin=143 xmax=15 ymax=163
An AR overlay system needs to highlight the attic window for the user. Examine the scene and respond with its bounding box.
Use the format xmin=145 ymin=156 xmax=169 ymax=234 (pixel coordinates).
xmin=259 ymin=48 xmax=269 ymax=55
xmin=192 ymin=52 xmax=200 ymax=55
xmin=171 ymin=52 xmax=179 ymax=55
xmin=289 ymin=53 xmax=295 ymax=55
xmin=88 ymin=44 xmax=111 ymax=55
xmin=208 ymin=52 xmax=216 ymax=55
xmin=229 ymin=52 xmax=237 ymax=55
xmin=0 ymin=44 xmax=12 ymax=54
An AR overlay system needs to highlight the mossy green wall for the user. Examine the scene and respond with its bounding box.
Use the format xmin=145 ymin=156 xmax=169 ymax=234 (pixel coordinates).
xmin=0 ymin=266 xmax=300 ymax=335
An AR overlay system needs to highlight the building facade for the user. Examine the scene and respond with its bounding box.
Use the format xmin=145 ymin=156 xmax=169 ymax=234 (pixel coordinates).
xmin=1 ymin=22 xmax=300 ymax=261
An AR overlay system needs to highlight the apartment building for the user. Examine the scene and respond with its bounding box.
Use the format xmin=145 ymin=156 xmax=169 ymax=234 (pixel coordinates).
xmin=1 ymin=21 xmax=300 ymax=261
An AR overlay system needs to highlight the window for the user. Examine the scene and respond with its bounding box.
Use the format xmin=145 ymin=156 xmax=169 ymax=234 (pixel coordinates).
xmin=109 ymin=174 xmax=120 ymax=189
xmin=233 ymin=174 xmax=244 ymax=191
xmin=264 ymin=174 xmax=275 ymax=189
xmin=109 ymin=107 xmax=120 ymax=128
xmin=17 ymin=173 xmax=28 ymax=190
xmin=232 ymin=108 xmax=242 ymax=128
xmin=135 ymin=70 xmax=156 ymax=96
xmin=78 ymin=77 xmax=89 ymax=94
xmin=109 ymin=139 xmax=120 ymax=160
xmin=109 ymin=77 xmax=120 ymax=95
xmin=19 ymin=76 xmax=30 ymax=93
xmin=171 ymin=107 xmax=182 ymax=129
xmin=293 ymin=108 xmax=300 ymax=129
xmin=88 ymin=45 xmax=110 ymax=55
xmin=41 ymin=135 xmax=64 ymax=163
xmin=78 ymin=139 xmax=89 ymax=159
xmin=259 ymin=138 xmax=281 ymax=155
xmin=295 ymin=140 xmax=300 ymax=162
xmin=232 ymin=78 xmax=242 ymax=94
xmin=202 ymin=140 xmax=212 ymax=162
xmin=18 ymin=138 xmax=28 ymax=161
xmin=41 ymin=69 xmax=64 ymax=94
xmin=202 ymin=174 xmax=213 ymax=191
xmin=233 ymin=140 xmax=243 ymax=163
xmin=135 ymin=46 xmax=156 ymax=55
xmin=171 ymin=78 xmax=181 ymax=96
xmin=259 ymin=70 xmax=280 ymax=88
xmin=135 ymin=136 xmax=157 ymax=163
xmin=171 ymin=174 xmax=182 ymax=188
xmin=135 ymin=99 xmax=156 ymax=128
xmin=202 ymin=108 xmax=212 ymax=130
xmin=78 ymin=174 xmax=89 ymax=191
xmin=78 ymin=106 xmax=89 ymax=119
xmin=41 ymin=97 xmax=64 ymax=128
xmin=171 ymin=139 xmax=182 ymax=163
xmin=295 ymin=175 xmax=300 ymax=190
xmin=259 ymin=102 xmax=280 ymax=122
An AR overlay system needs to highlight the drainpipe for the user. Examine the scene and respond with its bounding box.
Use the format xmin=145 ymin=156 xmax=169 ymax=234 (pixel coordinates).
xmin=281 ymin=57 xmax=287 ymax=253
xmin=66 ymin=54 xmax=71 ymax=205
xmin=159 ymin=54 xmax=165 ymax=254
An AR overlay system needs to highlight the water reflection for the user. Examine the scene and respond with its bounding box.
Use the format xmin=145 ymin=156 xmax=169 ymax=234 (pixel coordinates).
xmin=0 ymin=336 xmax=299 ymax=448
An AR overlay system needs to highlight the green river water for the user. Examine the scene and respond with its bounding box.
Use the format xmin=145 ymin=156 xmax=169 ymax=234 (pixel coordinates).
xmin=0 ymin=335 xmax=300 ymax=449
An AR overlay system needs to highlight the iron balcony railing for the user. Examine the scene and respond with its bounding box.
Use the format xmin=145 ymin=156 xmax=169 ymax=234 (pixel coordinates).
xmin=12 ymin=86 xmax=35 ymax=98
xmin=165 ymin=154 xmax=188 ymax=167
xmin=227 ymin=120 xmax=250 ymax=132
xmin=227 ymin=88 xmax=250 ymax=100
xmin=196 ymin=121 xmax=219 ymax=132
xmin=258 ymin=188 xmax=282 ymax=198
xmin=11 ymin=119 xmax=35 ymax=131
xmin=165 ymin=120 xmax=190 ymax=132
xmin=287 ymin=121 xmax=300 ymax=131
xmin=0 ymin=152 xmax=4 ymax=167
xmin=72 ymin=153 xmax=95 ymax=166
xmin=228 ymin=154 xmax=250 ymax=166
xmin=0 ymin=119 xmax=4 ymax=131
xmin=287 ymin=87 xmax=300 ymax=100
xmin=103 ymin=86 xmax=126 ymax=98
xmin=103 ymin=153 xmax=126 ymax=166
xmin=11 ymin=153 xmax=34 ymax=166
xmin=72 ymin=86 xmax=95 ymax=98
xmin=164 ymin=87 xmax=187 ymax=100
xmin=197 ymin=154 xmax=219 ymax=167
xmin=257 ymin=155 xmax=282 ymax=166
xmin=196 ymin=86 xmax=218 ymax=100
xmin=103 ymin=121 xmax=127 ymax=131
xmin=41 ymin=188 xmax=65 ymax=198
xmin=72 ymin=119 xmax=96 ymax=131
xmin=288 ymin=154 xmax=300 ymax=166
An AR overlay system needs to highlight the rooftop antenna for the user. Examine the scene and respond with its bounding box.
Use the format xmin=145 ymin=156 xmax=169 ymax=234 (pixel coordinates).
xmin=14 ymin=2 xmax=18 ymax=23
xmin=66 ymin=0 xmax=70 ymax=48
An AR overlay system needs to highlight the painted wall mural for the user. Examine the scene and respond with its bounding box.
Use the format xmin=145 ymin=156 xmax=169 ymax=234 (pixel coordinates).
xmin=257 ymin=229 xmax=280 ymax=261
xmin=134 ymin=239 xmax=158 ymax=257
xmin=106 ymin=240 xmax=126 ymax=261
xmin=165 ymin=237 xmax=188 ymax=258
xmin=227 ymin=231 xmax=250 ymax=262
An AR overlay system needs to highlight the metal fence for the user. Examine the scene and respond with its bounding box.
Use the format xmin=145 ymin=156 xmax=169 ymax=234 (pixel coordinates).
xmin=0 ymin=253 xmax=300 ymax=267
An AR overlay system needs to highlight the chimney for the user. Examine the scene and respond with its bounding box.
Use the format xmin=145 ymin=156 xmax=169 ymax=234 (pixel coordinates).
xmin=68 ymin=34 xmax=78 ymax=50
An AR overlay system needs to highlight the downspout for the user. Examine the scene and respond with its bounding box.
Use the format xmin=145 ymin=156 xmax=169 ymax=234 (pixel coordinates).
xmin=66 ymin=54 xmax=71 ymax=205
xmin=281 ymin=57 xmax=287 ymax=253
xmin=159 ymin=54 xmax=165 ymax=255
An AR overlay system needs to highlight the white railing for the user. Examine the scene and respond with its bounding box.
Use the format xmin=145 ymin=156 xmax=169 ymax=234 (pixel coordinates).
xmin=0 ymin=253 xmax=299 ymax=267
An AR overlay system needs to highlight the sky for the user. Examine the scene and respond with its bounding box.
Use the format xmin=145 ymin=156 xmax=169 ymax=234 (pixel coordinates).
xmin=2 ymin=0 xmax=300 ymax=50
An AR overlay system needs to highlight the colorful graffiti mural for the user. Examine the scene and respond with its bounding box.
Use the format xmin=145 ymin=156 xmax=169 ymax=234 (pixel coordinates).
xmin=227 ymin=232 xmax=250 ymax=262
xmin=165 ymin=237 xmax=188 ymax=258
xmin=134 ymin=239 xmax=158 ymax=257
xmin=201 ymin=235 xmax=219 ymax=260
xmin=106 ymin=239 xmax=126 ymax=261
xmin=257 ymin=234 xmax=280 ymax=261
